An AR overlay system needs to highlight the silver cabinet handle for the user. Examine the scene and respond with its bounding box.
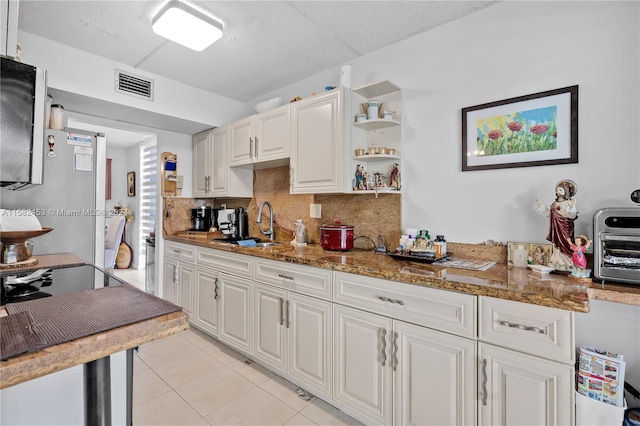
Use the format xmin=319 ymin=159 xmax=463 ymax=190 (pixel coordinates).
xmin=249 ymin=137 xmax=253 ymax=159
xmin=173 ymin=264 xmax=178 ymax=284
xmin=214 ymin=278 xmax=220 ymax=300
xmin=278 ymin=274 xmax=294 ymax=281
xmin=376 ymin=295 xmax=405 ymax=306
xmin=279 ymin=297 xmax=284 ymax=326
xmin=499 ymin=320 xmax=545 ymax=334
xmin=285 ymin=300 xmax=290 ymax=328
xmin=380 ymin=328 xmax=387 ymax=367
xmin=207 ymin=176 xmax=211 ymax=192
xmin=392 ymin=331 xmax=398 ymax=372
xmin=205 ymin=176 xmax=209 ymax=192
xmin=172 ymin=249 xmax=181 ymax=254
xmin=254 ymin=137 xmax=258 ymax=160
xmin=481 ymin=358 xmax=488 ymax=406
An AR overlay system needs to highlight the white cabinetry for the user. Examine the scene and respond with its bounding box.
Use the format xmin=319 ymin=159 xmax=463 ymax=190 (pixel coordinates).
xmin=253 ymin=259 xmax=332 ymax=399
xmin=193 ymin=247 xmax=253 ymax=341
xmin=332 ymin=272 xmax=477 ymax=425
xmin=478 ymin=296 xmax=574 ymax=426
xmin=163 ymin=242 xmax=195 ymax=317
xmin=290 ymin=88 xmax=348 ymax=194
xmin=350 ymin=80 xmax=402 ymax=194
xmin=194 ymin=266 xmax=220 ymax=336
xmin=193 ymin=126 xmax=252 ymax=198
xmin=193 ymin=130 xmax=213 ymax=197
xmin=1 ymin=0 xmax=19 ymax=58
xmin=229 ymin=105 xmax=290 ymax=167
xmin=219 ymin=272 xmax=253 ymax=355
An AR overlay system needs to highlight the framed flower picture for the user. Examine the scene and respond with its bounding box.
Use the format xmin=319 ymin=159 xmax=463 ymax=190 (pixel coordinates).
xmin=462 ymin=86 xmax=578 ymax=171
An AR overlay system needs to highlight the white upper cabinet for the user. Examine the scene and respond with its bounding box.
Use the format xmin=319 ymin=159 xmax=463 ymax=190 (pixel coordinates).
xmin=210 ymin=125 xmax=253 ymax=198
xmin=290 ymin=88 xmax=348 ymax=194
xmin=192 ymin=130 xmax=213 ymax=197
xmin=229 ymin=104 xmax=290 ymax=167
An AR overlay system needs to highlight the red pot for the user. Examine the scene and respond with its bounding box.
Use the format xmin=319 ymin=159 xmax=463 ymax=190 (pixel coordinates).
xmin=320 ymin=219 xmax=354 ymax=251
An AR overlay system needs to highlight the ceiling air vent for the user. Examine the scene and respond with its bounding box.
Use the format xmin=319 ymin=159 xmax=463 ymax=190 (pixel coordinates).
xmin=115 ymin=69 xmax=154 ymax=101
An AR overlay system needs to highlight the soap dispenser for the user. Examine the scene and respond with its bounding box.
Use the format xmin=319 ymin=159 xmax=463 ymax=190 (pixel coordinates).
xmin=293 ymin=219 xmax=307 ymax=245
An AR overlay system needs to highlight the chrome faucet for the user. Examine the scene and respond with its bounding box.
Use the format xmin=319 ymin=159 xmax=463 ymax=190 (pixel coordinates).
xmin=256 ymin=201 xmax=275 ymax=241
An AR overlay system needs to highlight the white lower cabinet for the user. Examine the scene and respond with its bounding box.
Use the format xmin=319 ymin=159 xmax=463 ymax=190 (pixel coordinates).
xmin=254 ymin=282 xmax=332 ymax=399
xmin=478 ymin=296 xmax=575 ymax=426
xmin=478 ymin=343 xmax=574 ymax=426
xmin=219 ymin=272 xmax=253 ymax=355
xmin=194 ymin=266 xmax=220 ymax=336
xmin=333 ymin=305 xmax=476 ymax=426
xmin=163 ymin=255 xmax=195 ymax=317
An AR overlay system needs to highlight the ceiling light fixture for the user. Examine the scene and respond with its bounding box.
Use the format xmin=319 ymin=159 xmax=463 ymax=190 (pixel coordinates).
xmin=152 ymin=0 xmax=223 ymax=51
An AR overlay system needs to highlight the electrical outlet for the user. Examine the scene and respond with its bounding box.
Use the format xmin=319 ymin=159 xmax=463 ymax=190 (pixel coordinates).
xmin=310 ymin=203 xmax=322 ymax=218
xmin=176 ymin=175 xmax=184 ymax=189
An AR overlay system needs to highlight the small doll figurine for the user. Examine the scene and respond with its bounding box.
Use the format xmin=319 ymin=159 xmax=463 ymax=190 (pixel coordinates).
xmin=566 ymin=234 xmax=591 ymax=277
xmin=354 ymin=164 xmax=365 ymax=190
xmin=389 ymin=163 xmax=400 ymax=189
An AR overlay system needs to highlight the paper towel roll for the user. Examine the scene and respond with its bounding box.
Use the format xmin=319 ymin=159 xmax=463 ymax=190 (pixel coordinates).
xmin=340 ymin=65 xmax=351 ymax=88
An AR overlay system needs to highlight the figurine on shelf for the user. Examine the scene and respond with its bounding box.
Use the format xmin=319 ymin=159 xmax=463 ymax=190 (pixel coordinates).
xmin=354 ymin=164 xmax=365 ymax=190
xmin=567 ymin=234 xmax=592 ymax=278
xmin=535 ymin=179 xmax=578 ymax=271
xmin=389 ymin=163 xmax=400 ymax=189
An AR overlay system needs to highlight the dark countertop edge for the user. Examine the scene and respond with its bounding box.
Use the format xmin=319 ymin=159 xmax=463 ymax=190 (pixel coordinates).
xmin=164 ymin=235 xmax=623 ymax=313
xmin=0 ymin=311 xmax=189 ymax=389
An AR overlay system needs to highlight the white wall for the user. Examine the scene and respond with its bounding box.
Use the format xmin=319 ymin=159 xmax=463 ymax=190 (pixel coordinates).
xmin=17 ymin=31 xmax=244 ymax=127
xmin=106 ymin=146 xmax=128 ymax=212
xmin=247 ymin=1 xmax=640 ymax=245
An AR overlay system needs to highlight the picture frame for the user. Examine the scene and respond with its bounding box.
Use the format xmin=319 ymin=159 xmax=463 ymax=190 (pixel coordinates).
xmin=462 ymin=85 xmax=578 ymax=171
xmin=127 ymin=171 xmax=135 ymax=197
xmin=507 ymin=242 xmax=553 ymax=267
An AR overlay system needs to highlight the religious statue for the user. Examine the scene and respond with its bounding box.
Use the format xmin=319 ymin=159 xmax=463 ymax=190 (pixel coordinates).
xmin=535 ymin=179 xmax=578 ymax=271
xmin=389 ymin=163 xmax=400 ymax=189
xmin=567 ymin=234 xmax=592 ymax=277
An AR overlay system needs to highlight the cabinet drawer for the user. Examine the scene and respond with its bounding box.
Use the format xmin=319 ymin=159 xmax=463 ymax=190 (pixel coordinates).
xmin=164 ymin=241 xmax=195 ymax=262
xmin=255 ymin=258 xmax=332 ymax=300
xmin=479 ymin=296 xmax=574 ymax=364
xmin=334 ymin=271 xmax=476 ymax=338
xmin=196 ymin=248 xmax=253 ymax=278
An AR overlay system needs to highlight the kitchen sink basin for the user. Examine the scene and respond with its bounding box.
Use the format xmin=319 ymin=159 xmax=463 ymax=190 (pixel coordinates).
xmin=250 ymin=242 xmax=282 ymax=248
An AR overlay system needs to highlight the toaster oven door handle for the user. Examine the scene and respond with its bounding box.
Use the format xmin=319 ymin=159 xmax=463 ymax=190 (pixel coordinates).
xmin=601 ymin=234 xmax=640 ymax=242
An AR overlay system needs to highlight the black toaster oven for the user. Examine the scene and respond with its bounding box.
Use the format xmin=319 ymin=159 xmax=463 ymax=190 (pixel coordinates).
xmin=593 ymin=207 xmax=640 ymax=285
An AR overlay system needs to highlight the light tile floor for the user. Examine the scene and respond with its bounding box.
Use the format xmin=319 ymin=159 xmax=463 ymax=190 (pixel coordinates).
xmin=113 ymin=267 xmax=145 ymax=292
xmin=134 ymin=327 xmax=363 ymax=426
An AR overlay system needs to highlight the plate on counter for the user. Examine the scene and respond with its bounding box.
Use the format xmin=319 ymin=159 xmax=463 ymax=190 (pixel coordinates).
xmin=387 ymin=252 xmax=451 ymax=264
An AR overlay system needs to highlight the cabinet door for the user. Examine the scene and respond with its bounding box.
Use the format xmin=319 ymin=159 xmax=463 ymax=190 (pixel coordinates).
xmin=393 ymin=321 xmax=476 ymax=426
xmin=229 ymin=116 xmax=254 ymax=166
xmin=333 ymin=305 xmax=392 ymax=425
xmin=255 ymin=105 xmax=289 ymax=162
xmin=193 ymin=130 xmax=211 ymax=197
xmin=178 ymin=261 xmax=195 ymax=317
xmin=219 ymin=273 xmax=253 ymax=355
xmin=254 ymin=283 xmax=288 ymax=374
xmin=479 ymin=343 xmax=574 ymax=426
xmin=211 ymin=125 xmax=229 ymax=196
xmin=290 ymin=90 xmax=343 ymax=194
xmin=289 ymin=293 xmax=332 ymax=399
xmin=195 ymin=267 xmax=220 ymax=336
xmin=163 ymin=256 xmax=178 ymax=306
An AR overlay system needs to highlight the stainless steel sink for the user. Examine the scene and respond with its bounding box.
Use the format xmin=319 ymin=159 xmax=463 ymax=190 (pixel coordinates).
xmin=251 ymin=242 xmax=282 ymax=248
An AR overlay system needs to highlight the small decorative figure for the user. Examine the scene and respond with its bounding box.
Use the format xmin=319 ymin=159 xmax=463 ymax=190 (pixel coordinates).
xmin=47 ymin=134 xmax=56 ymax=158
xmin=535 ymin=179 xmax=578 ymax=271
xmin=389 ymin=163 xmax=400 ymax=189
xmin=354 ymin=164 xmax=365 ymax=190
xmin=567 ymin=234 xmax=591 ymax=277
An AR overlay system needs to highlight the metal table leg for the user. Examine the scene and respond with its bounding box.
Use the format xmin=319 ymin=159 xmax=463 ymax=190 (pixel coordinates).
xmin=83 ymin=355 xmax=111 ymax=426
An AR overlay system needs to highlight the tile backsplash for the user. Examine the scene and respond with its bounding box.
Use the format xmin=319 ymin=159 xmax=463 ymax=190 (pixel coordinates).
xmin=163 ymin=166 xmax=401 ymax=249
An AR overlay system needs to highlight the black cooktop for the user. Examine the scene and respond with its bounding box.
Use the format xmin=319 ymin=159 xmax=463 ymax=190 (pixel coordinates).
xmin=1 ymin=264 xmax=124 ymax=306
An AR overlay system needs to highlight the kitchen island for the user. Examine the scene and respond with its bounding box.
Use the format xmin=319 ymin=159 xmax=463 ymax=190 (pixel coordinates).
xmin=0 ymin=261 xmax=189 ymax=425
xmin=165 ymin=235 xmax=640 ymax=311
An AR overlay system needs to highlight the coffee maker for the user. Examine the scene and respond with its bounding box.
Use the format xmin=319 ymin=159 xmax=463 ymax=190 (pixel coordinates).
xmin=191 ymin=206 xmax=213 ymax=231
xmin=217 ymin=207 xmax=249 ymax=240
